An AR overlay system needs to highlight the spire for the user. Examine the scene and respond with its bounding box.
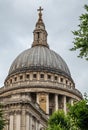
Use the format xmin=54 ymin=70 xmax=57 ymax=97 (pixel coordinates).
xmin=32 ymin=7 xmax=49 ymax=48
xmin=36 ymin=6 xmax=45 ymax=28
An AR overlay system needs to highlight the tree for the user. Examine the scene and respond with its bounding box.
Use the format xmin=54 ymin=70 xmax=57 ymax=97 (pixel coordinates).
xmin=70 ymin=5 xmax=88 ymax=60
xmin=47 ymin=95 xmax=88 ymax=130
xmin=68 ymin=96 xmax=88 ymax=130
xmin=46 ymin=110 xmax=71 ymax=130
xmin=0 ymin=104 xmax=5 ymax=130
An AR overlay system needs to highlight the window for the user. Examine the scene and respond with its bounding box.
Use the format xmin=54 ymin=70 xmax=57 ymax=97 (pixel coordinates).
xmin=26 ymin=74 xmax=30 ymax=79
xmin=33 ymin=74 xmax=37 ymax=78
xmin=37 ymin=32 xmax=40 ymax=39
xmin=14 ymin=77 xmax=17 ymax=81
xmin=10 ymin=79 xmax=12 ymax=83
xmin=20 ymin=75 xmax=23 ymax=80
xmin=60 ymin=78 xmax=63 ymax=82
xmin=40 ymin=74 xmax=44 ymax=78
xmin=48 ymin=74 xmax=51 ymax=79
xmin=31 ymin=93 xmax=36 ymax=103
xmin=66 ymin=80 xmax=68 ymax=84
xmin=54 ymin=76 xmax=58 ymax=80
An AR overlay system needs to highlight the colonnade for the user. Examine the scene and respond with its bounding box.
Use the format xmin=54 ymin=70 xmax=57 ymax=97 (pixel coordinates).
xmin=36 ymin=93 xmax=73 ymax=114
xmin=4 ymin=110 xmax=43 ymax=130
xmin=3 ymin=92 xmax=74 ymax=130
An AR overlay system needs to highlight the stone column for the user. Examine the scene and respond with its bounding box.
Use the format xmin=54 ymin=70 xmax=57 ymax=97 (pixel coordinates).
xmin=36 ymin=120 xmax=39 ymax=130
xmin=36 ymin=93 xmax=39 ymax=104
xmin=30 ymin=72 xmax=33 ymax=80
xmin=9 ymin=114 xmax=13 ymax=130
xmin=45 ymin=73 xmax=47 ymax=81
xmin=16 ymin=113 xmax=21 ymax=130
xmin=70 ymin=98 xmax=73 ymax=106
xmin=21 ymin=109 xmax=26 ymax=130
xmin=7 ymin=115 xmax=9 ymax=130
xmin=37 ymin=72 xmax=40 ymax=80
xmin=55 ymin=94 xmax=58 ymax=111
xmin=63 ymin=96 xmax=66 ymax=114
xmin=46 ymin=94 xmax=49 ymax=115
xmin=26 ymin=113 xmax=29 ymax=130
xmin=23 ymin=73 xmax=25 ymax=81
xmin=13 ymin=113 xmax=16 ymax=130
xmin=29 ymin=113 xmax=32 ymax=130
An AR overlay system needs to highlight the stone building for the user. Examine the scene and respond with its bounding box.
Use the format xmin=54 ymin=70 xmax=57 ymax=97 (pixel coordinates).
xmin=0 ymin=7 xmax=82 ymax=130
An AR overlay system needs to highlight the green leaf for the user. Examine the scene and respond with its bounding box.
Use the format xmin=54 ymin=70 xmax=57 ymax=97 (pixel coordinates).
xmin=70 ymin=4 xmax=88 ymax=60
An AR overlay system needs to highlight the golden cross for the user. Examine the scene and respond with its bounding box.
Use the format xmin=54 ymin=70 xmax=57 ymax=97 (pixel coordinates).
xmin=37 ymin=6 xmax=43 ymax=14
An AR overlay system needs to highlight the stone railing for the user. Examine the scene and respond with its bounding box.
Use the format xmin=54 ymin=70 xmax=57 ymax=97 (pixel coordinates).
xmin=0 ymin=80 xmax=82 ymax=99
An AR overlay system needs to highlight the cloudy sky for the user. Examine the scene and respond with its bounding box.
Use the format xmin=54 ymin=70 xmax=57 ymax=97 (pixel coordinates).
xmin=0 ymin=0 xmax=88 ymax=95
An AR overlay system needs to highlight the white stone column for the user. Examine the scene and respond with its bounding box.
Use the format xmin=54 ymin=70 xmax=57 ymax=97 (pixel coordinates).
xmin=9 ymin=114 xmax=13 ymax=130
xmin=63 ymin=96 xmax=66 ymax=114
xmin=36 ymin=93 xmax=39 ymax=104
xmin=13 ymin=113 xmax=16 ymax=130
xmin=36 ymin=120 xmax=39 ymax=130
xmin=21 ymin=109 xmax=26 ymax=130
xmin=55 ymin=94 xmax=58 ymax=111
xmin=37 ymin=72 xmax=40 ymax=80
xmin=70 ymin=98 xmax=73 ymax=106
xmin=45 ymin=73 xmax=47 ymax=81
xmin=30 ymin=72 xmax=33 ymax=80
xmin=16 ymin=114 xmax=21 ymax=130
xmin=46 ymin=94 xmax=49 ymax=115
xmin=6 ymin=115 xmax=9 ymax=130
xmin=26 ymin=113 xmax=29 ymax=130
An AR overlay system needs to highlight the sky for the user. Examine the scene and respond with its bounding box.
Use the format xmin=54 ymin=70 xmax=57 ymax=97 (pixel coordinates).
xmin=0 ymin=0 xmax=88 ymax=95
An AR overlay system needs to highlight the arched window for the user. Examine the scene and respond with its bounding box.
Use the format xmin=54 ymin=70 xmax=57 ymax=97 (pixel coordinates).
xmin=37 ymin=32 xmax=40 ymax=39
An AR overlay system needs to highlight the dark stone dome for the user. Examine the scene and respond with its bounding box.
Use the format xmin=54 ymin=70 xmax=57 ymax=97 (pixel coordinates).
xmin=9 ymin=46 xmax=71 ymax=77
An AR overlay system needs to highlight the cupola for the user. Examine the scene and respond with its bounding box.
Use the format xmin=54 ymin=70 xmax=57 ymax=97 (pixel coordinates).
xmin=32 ymin=6 xmax=49 ymax=48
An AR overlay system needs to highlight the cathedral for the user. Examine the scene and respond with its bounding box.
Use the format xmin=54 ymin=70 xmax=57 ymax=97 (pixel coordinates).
xmin=0 ymin=7 xmax=82 ymax=130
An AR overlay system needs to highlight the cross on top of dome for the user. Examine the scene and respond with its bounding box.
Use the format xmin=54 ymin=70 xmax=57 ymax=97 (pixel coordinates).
xmin=37 ymin=6 xmax=43 ymax=21
xmin=37 ymin=6 xmax=43 ymax=14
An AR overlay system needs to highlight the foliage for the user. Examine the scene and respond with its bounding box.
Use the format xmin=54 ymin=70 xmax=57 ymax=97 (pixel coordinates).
xmin=68 ymin=96 xmax=88 ymax=130
xmin=47 ymin=94 xmax=88 ymax=130
xmin=70 ymin=5 xmax=88 ymax=60
xmin=46 ymin=110 xmax=71 ymax=130
xmin=0 ymin=104 xmax=5 ymax=130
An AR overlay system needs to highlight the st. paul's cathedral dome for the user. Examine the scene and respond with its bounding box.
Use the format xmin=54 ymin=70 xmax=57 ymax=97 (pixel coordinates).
xmin=0 ymin=7 xmax=82 ymax=130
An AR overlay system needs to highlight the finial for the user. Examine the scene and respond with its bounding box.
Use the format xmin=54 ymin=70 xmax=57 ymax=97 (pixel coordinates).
xmin=37 ymin=6 xmax=43 ymax=14
xmin=37 ymin=6 xmax=43 ymax=20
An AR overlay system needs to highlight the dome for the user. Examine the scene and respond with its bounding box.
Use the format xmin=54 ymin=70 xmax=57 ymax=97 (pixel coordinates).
xmin=8 ymin=9 xmax=71 ymax=79
xmin=9 ymin=46 xmax=71 ymax=78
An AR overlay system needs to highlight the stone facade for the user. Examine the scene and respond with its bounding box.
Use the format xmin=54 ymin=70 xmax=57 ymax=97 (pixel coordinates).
xmin=2 ymin=100 xmax=47 ymax=130
xmin=0 ymin=7 xmax=82 ymax=130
